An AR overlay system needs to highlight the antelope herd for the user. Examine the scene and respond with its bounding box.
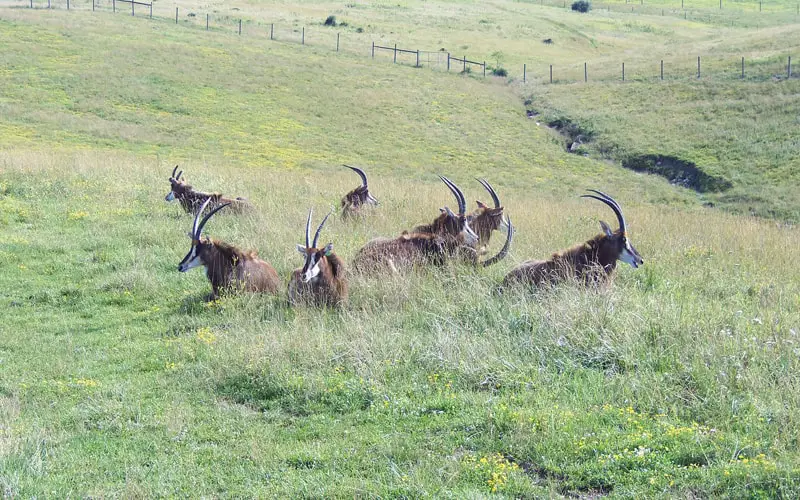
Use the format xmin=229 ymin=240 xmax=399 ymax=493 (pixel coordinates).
xmin=166 ymin=165 xmax=643 ymax=306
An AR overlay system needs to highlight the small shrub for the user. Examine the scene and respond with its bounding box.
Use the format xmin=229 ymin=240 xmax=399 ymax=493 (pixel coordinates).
xmin=491 ymin=67 xmax=508 ymax=77
xmin=571 ymin=0 xmax=591 ymax=12
xmin=324 ymin=15 xmax=337 ymax=27
xmin=355 ymin=27 xmax=364 ymax=33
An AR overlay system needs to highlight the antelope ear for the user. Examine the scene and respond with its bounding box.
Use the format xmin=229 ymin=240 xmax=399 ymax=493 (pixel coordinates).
xmin=599 ymin=220 xmax=613 ymax=237
xmin=323 ymin=243 xmax=334 ymax=256
xmin=296 ymin=244 xmax=307 ymax=254
xmin=476 ymin=200 xmax=488 ymax=209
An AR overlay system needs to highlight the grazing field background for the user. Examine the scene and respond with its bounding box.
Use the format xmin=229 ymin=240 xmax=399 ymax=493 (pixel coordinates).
xmin=1 ymin=2 xmax=799 ymax=497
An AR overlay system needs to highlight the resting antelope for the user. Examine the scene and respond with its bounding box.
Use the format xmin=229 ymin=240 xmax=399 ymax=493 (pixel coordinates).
xmin=469 ymin=178 xmax=508 ymax=255
xmin=288 ymin=209 xmax=348 ymax=307
xmin=178 ymin=197 xmax=281 ymax=300
xmin=341 ymin=165 xmax=378 ymax=219
xmin=503 ymin=190 xmax=643 ymax=288
xmin=353 ymin=176 xmax=513 ymax=274
xmin=165 ymin=165 xmax=251 ymax=215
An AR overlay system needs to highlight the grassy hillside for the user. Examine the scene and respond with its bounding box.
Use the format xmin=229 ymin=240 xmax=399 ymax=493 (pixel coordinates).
xmin=1 ymin=4 xmax=800 ymax=497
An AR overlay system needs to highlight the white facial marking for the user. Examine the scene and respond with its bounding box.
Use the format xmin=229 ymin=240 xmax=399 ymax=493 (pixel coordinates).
xmin=302 ymin=259 xmax=321 ymax=283
xmin=165 ymin=191 xmax=176 ymax=202
xmin=619 ymin=244 xmax=639 ymax=269
xmin=179 ymin=251 xmax=203 ymax=272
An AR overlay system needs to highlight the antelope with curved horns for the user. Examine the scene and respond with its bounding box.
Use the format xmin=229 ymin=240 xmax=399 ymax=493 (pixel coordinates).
xmin=409 ymin=176 xmax=479 ymax=247
xmin=178 ymin=198 xmax=281 ymax=301
xmin=469 ymin=178 xmax=509 ymax=255
xmin=341 ymin=165 xmax=378 ymax=219
xmin=165 ymin=165 xmax=251 ymax=215
xmin=503 ymin=190 xmax=643 ymax=288
xmin=288 ymin=209 xmax=348 ymax=307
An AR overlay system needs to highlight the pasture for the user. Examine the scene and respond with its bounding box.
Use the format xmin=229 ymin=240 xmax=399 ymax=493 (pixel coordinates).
xmin=1 ymin=1 xmax=799 ymax=497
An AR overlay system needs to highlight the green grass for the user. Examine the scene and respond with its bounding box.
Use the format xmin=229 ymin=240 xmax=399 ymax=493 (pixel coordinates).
xmin=2 ymin=3 xmax=800 ymax=497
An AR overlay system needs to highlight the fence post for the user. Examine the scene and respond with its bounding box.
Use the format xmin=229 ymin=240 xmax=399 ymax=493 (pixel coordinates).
xmin=447 ymin=53 xmax=450 ymax=71
xmin=416 ymin=50 xmax=420 ymax=67
xmin=131 ymin=0 xmax=134 ymax=15
xmin=337 ymin=33 xmax=340 ymax=52
xmin=719 ymin=0 xmax=721 ymax=8
xmin=622 ymin=62 xmax=625 ymax=81
xmin=48 ymin=0 xmax=51 ymax=8
xmin=149 ymin=3 xmax=152 ymax=18
xmin=112 ymin=0 xmax=115 ymax=13
xmin=463 ymin=55 xmax=466 ymax=73
xmin=523 ymin=63 xmax=526 ymax=83
xmin=92 ymin=0 xmax=94 ymax=11
xmin=789 ymin=56 xmax=793 ymax=78
xmin=741 ymin=56 xmax=744 ymax=78
xmin=759 ymin=0 xmax=761 ymax=10
xmin=697 ymin=56 xmax=700 ymax=79
xmin=584 ymin=62 xmax=587 ymax=82
xmin=681 ymin=0 xmax=683 ymax=7
xmin=394 ymin=44 xmax=397 ymax=63
xmin=176 ymin=7 xmax=178 ymax=24
xmin=239 ymin=20 xmax=242 ymax=35
xmin=206 ymin=14 xmax=209 ymax=30
xmin=30 ymin=0 xmax=32 ymax=8
xmin=483 ymin=61 xmax=486 ymax=77
xmin=550 ymin=64 xmax=553 ymax=83
xmin=66 ymin=0 xmax=69 ymax=10
xmin=302 ymin=26 xmax=305 ymax=45
xmin=270 ymin=23 xmax=274 ymax=40
xmin=371 ymin=41 xmax=375 ymax=58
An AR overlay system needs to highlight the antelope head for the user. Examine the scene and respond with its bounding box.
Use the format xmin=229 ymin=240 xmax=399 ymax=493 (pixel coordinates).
xmin=439 ymin=176 xmax=479 ymax=247
xmin=344 ymin=165 xmax=378 ymax=206
xmin=471 ymin=178 xmax=509 ymax=235
xmin=178 ymin=197 xmax=230 ymax=272
xmin=581 ymin=189 xmax=644 ymax=269
xmin=296 ymin=208 xmax=334 ymax=283
xmin=165 ymin=165 xmax=186 ymax=202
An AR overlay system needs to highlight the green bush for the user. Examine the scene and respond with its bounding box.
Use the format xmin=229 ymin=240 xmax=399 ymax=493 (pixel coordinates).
xmin=571 ymin=0 xmax=591 ymax=12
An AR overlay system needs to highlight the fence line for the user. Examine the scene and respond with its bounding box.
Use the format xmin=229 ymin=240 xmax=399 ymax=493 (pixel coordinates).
xmin=9 ymin=1 xmax=797 ymax=85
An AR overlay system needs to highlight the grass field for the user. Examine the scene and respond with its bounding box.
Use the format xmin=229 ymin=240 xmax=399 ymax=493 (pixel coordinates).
xmin=1 ymin=2 xmax=800 ymax=497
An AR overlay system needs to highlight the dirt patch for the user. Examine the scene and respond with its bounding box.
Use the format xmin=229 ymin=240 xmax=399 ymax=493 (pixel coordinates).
xmin=547 ymin=117 xmax=594 ymax=154
xmin=621 ymin=154 xmax=732 ymax=193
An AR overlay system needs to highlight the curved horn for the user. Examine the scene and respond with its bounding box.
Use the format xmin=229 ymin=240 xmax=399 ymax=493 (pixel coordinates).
xmin=482 ymin=217 xmax=514 ymax=267
xmin=581 ymin=189 xmax=626 ymax=234
xmin=312 ymin=209 xmax=333 ymax=249
xmin=171 ymin=165 xmax=179 ymax=178
xmin=176 ymin=170 xmax=183 ymax=181
xmin=305 ymin=209 xmax=313 ymax=248
xmin=344 ymin=165 xmax=368 ymax=188
xmin=439 ymin=176 xmax=466 ymax=215
xmin=477 ymin=178 xmax=501 ymax=209
xmin=195 ymin=199 xmax=231 ymax=238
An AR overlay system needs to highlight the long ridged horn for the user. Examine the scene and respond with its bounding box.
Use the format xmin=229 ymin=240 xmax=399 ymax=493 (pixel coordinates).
xmin=312 ymin=209 xmax=333 ymax=249
xmin=344 ymin=165 xmax=368 ymax=188
xmin=194 ymin=199 xmax=231 ymax=238
xmin=305 ymin=209 xmax=313 ymax=248
xmin=581 ymin=189 xmax=626 ymax=235
xmin=439 ymin=176 xmax=466 ymax=215
xmin=476 ymin=178 xmax=501 ymax=209
xmin=176 ymin=170 xmax=183 ymax=181
xmin=171 ymin=165 xmax=179 ymax=178
xmin=482 ymin=217 xmax=514 ymax=267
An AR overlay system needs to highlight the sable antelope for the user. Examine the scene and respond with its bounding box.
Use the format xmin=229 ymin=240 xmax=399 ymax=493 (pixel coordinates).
xmin=503 ymin=190 xmax=643 ymax=288
xmin=410 ymin=176 xmax=478 ymax=244
xmin=341 ymin=165 xmax=378 ymax=219
xmin=165 ymin=165 xmax=251 ymax=215
xmin=351 ymin=217 xmax=514 ymax=275
xmin=178 ymin=198 xmax=281 ymax=300
xmin=469 ymin=178 xmax=508 ymax=255
xmin=288 ymin=209 xmax=348 ymax=307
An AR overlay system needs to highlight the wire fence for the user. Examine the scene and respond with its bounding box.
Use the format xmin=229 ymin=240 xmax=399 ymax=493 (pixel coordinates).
xmin=6 ymin=0 xmax=797 ymax=85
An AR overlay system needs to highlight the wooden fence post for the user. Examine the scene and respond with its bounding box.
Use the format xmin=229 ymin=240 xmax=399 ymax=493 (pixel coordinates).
xmin=523 ymin=63 xmax=526 ymax=82
xmin=622 ymin=62 xmax=625 ymax=81
xmin=371 ymin=41 xmax=375 ymax=58
xmin=789 ymin=56 xmax=793 ymax=78
xmin=661 ymin=60 xmax=664 ymax=80
xmin=394 ymin=44 xmax=397 ymax=63
xmin=337 ymin=33 xmax=340 ymax=52
xmin=550 ymin=64 xmax=553 ymax=83
xmin=447 ymin=53 xmax=450 ymax=71
xmin=48 ymin=0 xmax=51 ymax=8
xmin=463 ymin=55 xmax=466 ymax=73
xmin=270 ymin=23 xmax=274 ymax=40
xmin=302 ymin=26 xmax=305 ymax=45
xmin=483 ymin=61 xmax=486 ymax=77
xmin=131 ymin=0 xmax=134 ymax=16
xmin=92 ymin=0 xmax=95 ymax=12
xmin=176 ymin=7 xmax=178 ymax=24
xmin=584 ymin=62 xmax=587 ymax=82
xmin=206 ymin=13 xmax=209 ymax=30
xmin=149 ymin=3 xmax=152 ymax=18
xmin=239 ymin=19 xmax=242 ymax=35
xmin=30 ymin=0 xmax=32 ymax=8
xmin=416 ymin=50 xmax=420 ymax=67
xmin=113 ymin=0 xmax=115 ymax=13
xmin=697 ymin=56 xmax=700 ymax=79
xmin=741 ymin=56 xmax=744 ymax=78
xmin=66 ymin=0 xmax=69 ymax=10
